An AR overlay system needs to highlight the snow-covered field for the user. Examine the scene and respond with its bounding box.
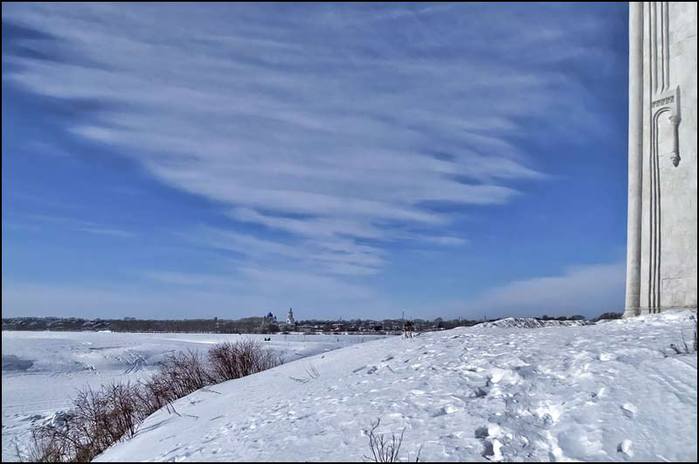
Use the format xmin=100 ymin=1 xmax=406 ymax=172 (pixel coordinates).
xmin=91 ymin=312 xmax=697 ymax=462
xmin=1 ymin=330 xmax=386 ymax=462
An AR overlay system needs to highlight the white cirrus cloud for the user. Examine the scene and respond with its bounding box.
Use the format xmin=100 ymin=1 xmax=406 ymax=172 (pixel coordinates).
xmin=3 ymin=3 xmax=621 ymax=286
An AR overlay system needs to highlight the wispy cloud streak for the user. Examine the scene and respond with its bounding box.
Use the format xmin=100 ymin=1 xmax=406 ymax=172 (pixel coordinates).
xmin=3 ymin=3 xmax=622 ymax=301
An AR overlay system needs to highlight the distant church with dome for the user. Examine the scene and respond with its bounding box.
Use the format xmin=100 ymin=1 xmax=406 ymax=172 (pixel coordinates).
xmin=260 ymin=308 xmax=297 ymax=331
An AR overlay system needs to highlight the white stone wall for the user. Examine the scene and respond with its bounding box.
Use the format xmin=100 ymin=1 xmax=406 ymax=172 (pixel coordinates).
xmin=626 ymin=2 xmax=697 ymax=316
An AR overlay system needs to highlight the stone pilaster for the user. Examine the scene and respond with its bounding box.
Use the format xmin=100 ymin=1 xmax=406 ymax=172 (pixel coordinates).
xmin=624 ymin=2 xmax=644 ymax=317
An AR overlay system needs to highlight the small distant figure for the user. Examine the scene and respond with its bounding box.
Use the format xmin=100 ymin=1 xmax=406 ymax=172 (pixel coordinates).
xmin=403 ymin=320 xmax=414 ymax=339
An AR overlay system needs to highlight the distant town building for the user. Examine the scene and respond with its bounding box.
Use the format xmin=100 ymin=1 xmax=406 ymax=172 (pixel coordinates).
xmin=260 ymin=312 xmax=278 ymax=333
xmin=286 ymin=308 xmax=295 ymax=325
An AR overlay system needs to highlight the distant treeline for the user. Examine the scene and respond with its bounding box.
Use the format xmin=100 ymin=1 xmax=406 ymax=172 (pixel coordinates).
xmin=1 ymin=317 xmax=272 ymax=334
xmin=1 ymin=316 xmax=462 ymax=334
xmin=1 ymin=312 xmax=622 ymax=334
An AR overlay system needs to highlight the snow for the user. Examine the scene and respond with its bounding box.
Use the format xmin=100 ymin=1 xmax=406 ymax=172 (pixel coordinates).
xmin=1 ymin=331 xmax=385 ymax=461
xmin=476 ymin=318 xmax=588 ymax=329
xmin=92 ymin=312 xmax=697 ymax=462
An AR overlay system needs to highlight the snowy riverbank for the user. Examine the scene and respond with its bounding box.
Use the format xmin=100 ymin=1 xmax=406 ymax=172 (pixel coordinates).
xmin=94 ymin=311 xmax=696 ymax=462
xmin=1 ymin=331 xmax=386 ymax=461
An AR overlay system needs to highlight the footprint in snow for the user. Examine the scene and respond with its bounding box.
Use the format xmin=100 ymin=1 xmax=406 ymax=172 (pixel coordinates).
xmin=617 ymin=439 xmax=633 ymax=457
xmin=620 ymin=403 xmax=637 ymax=418
xmin=443 ymin=404 xmax=460 ymax=414
xmin=475 ymin=424 xmax=504 ymax=461
xmin=590 ymin=387 xmax=606 ymax=400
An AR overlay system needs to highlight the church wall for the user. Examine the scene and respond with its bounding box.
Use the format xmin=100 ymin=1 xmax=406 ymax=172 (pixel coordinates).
xmin=632 ymin=2 xmax=697 ymax=314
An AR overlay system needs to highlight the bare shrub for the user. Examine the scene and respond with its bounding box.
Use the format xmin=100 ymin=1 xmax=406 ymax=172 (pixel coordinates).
xmin=28 ymin=394 xmax=105 ymax=462
xmin=159 ymin=350 xmax=213 ymax=397
xmin=133 ymin=375 xmax=175 ymax=417
xmin=670 ymin=315 xmax=698 ymax=355
xmin=290 ymin=364 xmax=320 ymax=384
xmin=208 ymin=340 xmax=280 ymax=382
xmin=24 ymin=341 xmax=281 ymax=462
xmin=669 ymin=342 xmax=689 ymax=355
xmin=364 ymin=418 xmax=415 ymax=463
xmin=73 ymin=387 xmax=117 ymax=459
xmin=27 ymin=382 xmax=141 ymax=462
xmin=27 ymin=425 xmax=72 ymax=462
xmin=103 ymin=382 xmax=140 ymax=439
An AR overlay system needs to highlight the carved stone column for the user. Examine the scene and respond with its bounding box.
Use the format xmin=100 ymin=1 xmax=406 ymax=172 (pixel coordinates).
xmin=624 ymin=2 xmax=644 ymax=317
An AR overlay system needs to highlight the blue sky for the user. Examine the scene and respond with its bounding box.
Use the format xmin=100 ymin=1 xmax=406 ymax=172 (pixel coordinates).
xmin=2 ymin=3 xmax=629 ymax=320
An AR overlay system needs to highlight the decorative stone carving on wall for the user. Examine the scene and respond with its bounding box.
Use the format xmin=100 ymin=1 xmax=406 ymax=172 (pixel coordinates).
xmin=648 ymin=85 xmax=681 ymax=312
xmin=625 ymin=1 xmax=696 ymax=317
xmin=645 ymin=2 xmax=685 ymax=314
xmin=648 ymin=2 xmax=670 ymax=96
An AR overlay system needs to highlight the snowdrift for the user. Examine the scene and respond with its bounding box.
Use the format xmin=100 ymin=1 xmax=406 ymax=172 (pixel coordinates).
xmin=477 ymin=317 xmax=588 ymax=329
xmin=96 ymin=312 xmax=697 ymax=462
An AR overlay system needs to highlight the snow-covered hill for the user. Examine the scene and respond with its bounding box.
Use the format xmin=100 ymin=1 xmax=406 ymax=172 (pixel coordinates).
xmin=1 ymin=331 xmax=385 ymax=461
xmin=476 ymin=317 xmax=588 ymax=329
xmin=96 ymin=312 xmax=697 ymax=462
